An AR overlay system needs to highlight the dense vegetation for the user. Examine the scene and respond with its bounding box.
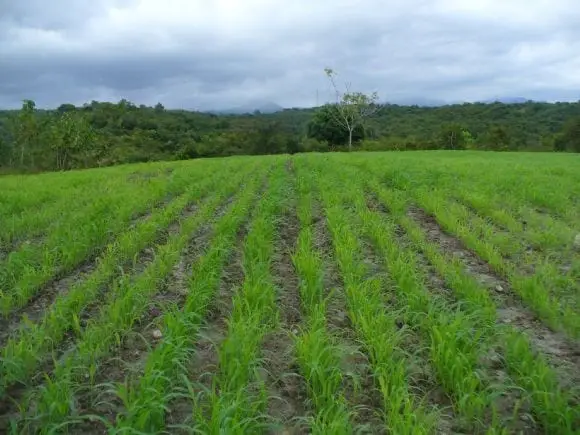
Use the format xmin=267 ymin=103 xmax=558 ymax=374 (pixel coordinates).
xmin=0 ymin=151 xmax=578 ymax=434
xmin=0 ymin=98 xmax=579 ymax=172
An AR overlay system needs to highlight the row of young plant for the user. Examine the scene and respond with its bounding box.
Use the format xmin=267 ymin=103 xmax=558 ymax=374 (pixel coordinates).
xmin=442 ymin=187 xmax=579 ymax=315
xmin=327 ymin=160 xmax=513 ymax=432
xmin=190 ymin=163 xmax=290 ymax=434
xmin=411 ymin=186 xmax=580 ymax=337
xmin=110 ymin=162 xmax=272 ymax=433
xmin=10 ymin=163 xmax=261 ymax=434
xmin=0 ymin=163 xmax=124 ymax=226
xmin=345 ymin=152 xmax=576 ymax=261
xmin=352 ymin=152 xmax=579 ymax=228
xmin=0 ymin=174 xmax=103 ymax=248
xmin=0 ymin=159 xmax=244 ymax=315
xmin=335 ymin=160 xmax=578 ymax=434
xmin=406 ymin=180 xmax=578 ymax=298
xmin=0 ymin=161 xmax=182 ymax=250
xmin=450 ymin=189 xmax=580 ymax=304
xmin=435 ymin=187 xmax=580 ymax=314
xmin=451 ymin=187 xmax=576 ymax=254
xmin=300 ymin=156 xmax=440 ymax=435
xmin=291 ymin=167 xmax=353 ymax=433
xmin=353 ymin=152 xmax=580 ymax=255
xmin=346 ymin=156 xmax=580 ymax=339
xmin=0 ymin=162 xmax=256 ymax=396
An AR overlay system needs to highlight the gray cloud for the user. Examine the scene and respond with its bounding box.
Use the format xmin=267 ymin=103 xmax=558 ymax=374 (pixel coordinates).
xmin=0 ymin=0 xmax=579 ymax=109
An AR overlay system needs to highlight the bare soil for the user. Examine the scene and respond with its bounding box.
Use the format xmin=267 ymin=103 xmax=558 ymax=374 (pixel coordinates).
xmin=263 ymin=197 xmax=307 ymax=434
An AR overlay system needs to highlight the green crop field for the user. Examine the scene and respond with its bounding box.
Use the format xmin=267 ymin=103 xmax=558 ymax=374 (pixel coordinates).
xmin=0 ymin=151 xmax=579 ymax=434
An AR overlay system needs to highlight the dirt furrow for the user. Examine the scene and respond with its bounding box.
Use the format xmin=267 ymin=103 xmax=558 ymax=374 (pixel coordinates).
xmin=367 ymin=197 xmax=456 ymax=303
xmin=263 ymin=200 xmax=307 ymax=434
xmin=407 ymin=206 xmax=580 ymax=395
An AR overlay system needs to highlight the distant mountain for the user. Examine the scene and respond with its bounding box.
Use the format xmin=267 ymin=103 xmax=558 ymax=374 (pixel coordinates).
xmin=382 ymin=96 xmax=535 ymax=107
xmin=209 ymin=101 xmax=284 ymax=115
xmin=480 ymin=97 xmax=532 ymax=104
xmin=205 ymin=96 xmax=542 ymax=115
xmin=385 ymin=97 xmax=448 ymax=107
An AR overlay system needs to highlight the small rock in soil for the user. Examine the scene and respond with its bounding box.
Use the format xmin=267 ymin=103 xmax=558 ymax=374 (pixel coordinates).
xmin=152 ymin=329 xmax=163 ymax=340
xmin=495 ymin=284 xmax=504 ymax=292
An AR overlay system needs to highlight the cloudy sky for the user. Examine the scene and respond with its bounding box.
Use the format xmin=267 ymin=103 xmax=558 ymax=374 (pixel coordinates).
xmin=1 ymin=0 xmax=579 ymax=110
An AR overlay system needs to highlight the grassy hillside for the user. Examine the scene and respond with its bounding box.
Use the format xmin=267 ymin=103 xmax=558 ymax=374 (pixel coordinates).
xmin=0 ymin=151 xmax=579 ymax=434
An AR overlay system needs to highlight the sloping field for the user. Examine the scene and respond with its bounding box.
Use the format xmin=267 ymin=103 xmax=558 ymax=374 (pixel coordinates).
xmin=0 ymin=151 xmax=579 ymax=434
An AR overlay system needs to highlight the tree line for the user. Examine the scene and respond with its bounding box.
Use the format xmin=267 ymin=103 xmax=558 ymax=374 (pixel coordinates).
xmin=1 ymin=97 xmax=579 ymax=173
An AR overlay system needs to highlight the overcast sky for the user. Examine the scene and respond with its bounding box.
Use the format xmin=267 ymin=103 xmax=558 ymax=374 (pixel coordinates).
xmin=1 ymin=0 xmax=579 ymax=110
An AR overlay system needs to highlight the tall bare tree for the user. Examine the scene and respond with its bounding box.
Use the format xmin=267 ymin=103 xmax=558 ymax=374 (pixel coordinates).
xmin=324 ymin=68 xmax=378 ymax=151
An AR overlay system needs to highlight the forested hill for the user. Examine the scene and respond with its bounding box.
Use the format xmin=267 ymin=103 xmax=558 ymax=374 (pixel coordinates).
xmin=0 ymin=99 xmax=579 ymax=173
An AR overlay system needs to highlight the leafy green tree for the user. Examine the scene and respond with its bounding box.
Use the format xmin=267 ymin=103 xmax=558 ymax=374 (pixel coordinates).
xmin=554 ymin=117 xmax=580 ymax=152
xmin=462 ymin=129 xmax=476 ymax=148
xmin=307 ymin=104 xmax=364 ymax=146
xmin=10 ymin=100 xmax=40 ymax=167
xmin=50 ymin=112 xmax=96 ymax=170
xmin=285 ymin=137 xmax=300 ymax=154
xmin=480 ymin=125 xmax=511 ymax=151
xmin=57 ymin=104 xmax=77 ymax=113
xmin=437 ymin=123 xmax=466 ymax=149
xmin=324 ymin=68 xmax=378 ymax=151
xmin=251 ymin=121 xmax=287 ymax=155
xmin=0 ymin=134 xmax=10 ymax=167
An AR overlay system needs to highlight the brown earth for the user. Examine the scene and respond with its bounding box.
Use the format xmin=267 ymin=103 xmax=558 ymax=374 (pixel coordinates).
xmin=263 ymin=194 xmax=307 ymax=434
